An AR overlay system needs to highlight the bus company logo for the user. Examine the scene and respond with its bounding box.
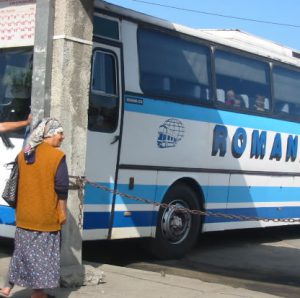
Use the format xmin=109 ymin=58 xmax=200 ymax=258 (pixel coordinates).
xmin=157 ymin=118 xmax=185 ymax=148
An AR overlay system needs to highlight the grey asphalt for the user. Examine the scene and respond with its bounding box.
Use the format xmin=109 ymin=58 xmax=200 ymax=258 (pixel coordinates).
xmin=0 ymin=254 xmax=281 ymax=298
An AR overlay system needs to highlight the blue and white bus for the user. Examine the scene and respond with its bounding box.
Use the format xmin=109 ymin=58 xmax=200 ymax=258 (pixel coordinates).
xmin=1 ymin=1 xmax=300 ymax=258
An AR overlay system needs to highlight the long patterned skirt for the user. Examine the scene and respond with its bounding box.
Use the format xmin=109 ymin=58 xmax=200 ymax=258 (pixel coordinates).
xmin=8 ymin=227 xmax=61 ymax=289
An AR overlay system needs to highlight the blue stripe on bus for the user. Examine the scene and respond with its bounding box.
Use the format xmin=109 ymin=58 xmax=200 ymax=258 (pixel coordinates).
xmin=204 ymin=206 xmax=300 ymax=223
xmin=85 ymin=183 xmax=167 ymax=205
xmin=84 ymin=182 xmax=115 ymax=204
xmin=203 ymin=186 xmax=300 ymax=203
xmin=2 ymin=183 xmax=300 ymax=230
xmin=124 ymin=95 xmax=300 ymax=135
xmin=83 ymin=211 xmax=110 ymax=229
xmin=203 ymin=186 xmax=228 ymax=203
xmin=83 ymin=211 xmax=156 ymax=229
xmin=83 ymin=205 xmax=300 ymax=229
xmin=227 ymin=186 xmax=300 ymax=202
xmin=0 ymin=206 xmax=15 ymax=226
xmin=85 ymin=183 xmax=300 ymax=205
xmin=1 ymin=203 xmax=299 ymax=230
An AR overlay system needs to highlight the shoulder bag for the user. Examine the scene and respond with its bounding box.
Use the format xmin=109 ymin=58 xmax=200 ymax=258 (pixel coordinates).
xmin=2 ymin=158 xmax=19 ymax=208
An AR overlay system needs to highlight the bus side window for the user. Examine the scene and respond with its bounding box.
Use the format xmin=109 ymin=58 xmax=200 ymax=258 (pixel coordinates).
xmin=88 ymin=50 xmax=119 ymax=133
xmin=0 ymin=50 xmax=32 ymax=135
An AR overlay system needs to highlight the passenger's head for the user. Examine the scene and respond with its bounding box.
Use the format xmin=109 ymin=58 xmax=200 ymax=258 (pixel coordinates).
xmin=255 ymin=94 xmax=265 ymax=111
xmin=226 ymin=90 xmax=235 ymax=100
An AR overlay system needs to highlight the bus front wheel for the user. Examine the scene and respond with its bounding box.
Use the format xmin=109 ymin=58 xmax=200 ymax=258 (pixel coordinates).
xmin=148 ymin=183 xmax=201 ymax=259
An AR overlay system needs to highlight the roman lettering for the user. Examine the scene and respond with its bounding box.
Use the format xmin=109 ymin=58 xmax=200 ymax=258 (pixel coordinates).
xmin=270 ymin=133 xmax=282 ymax=160
xmin=232 ymin=127 xmax=247 ymax=158
xmin=212 ymin=125 xmax=227 ymax=156
xmin=250 ymin=130 xmax=266 ymax=159
xmin=286 ymin=135 xmax=298 ymax=161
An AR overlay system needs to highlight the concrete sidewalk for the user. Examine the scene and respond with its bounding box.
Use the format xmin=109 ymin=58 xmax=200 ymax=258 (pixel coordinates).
xmin=0 ymin=255 xmax=281 ymax=298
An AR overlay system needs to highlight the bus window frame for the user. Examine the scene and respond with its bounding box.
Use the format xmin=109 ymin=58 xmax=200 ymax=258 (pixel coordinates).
xmin=0 ymin=47 xmax=33 ymax=139
xmin=213 ymin=47 xmax=272 ymax=115
xmin=135 ymin=24 xmax=300 ymax=124
xmin=137 ymin=26 xmax=214 ymax=107
xmin=88 ymin=47 xmax=120 ymax=133
xmin=271 ymin=62 xmax=300 ymax=122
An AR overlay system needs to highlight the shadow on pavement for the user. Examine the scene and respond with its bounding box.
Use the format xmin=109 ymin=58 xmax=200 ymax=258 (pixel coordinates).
xmin=82 ymin=226 xmax=300 ymax=298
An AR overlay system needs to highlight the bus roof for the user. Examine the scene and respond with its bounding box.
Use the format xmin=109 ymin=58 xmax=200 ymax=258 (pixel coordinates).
xmin=199 ymin=29 xmax=300 ymax=63
xmin=95 ymin=1 xmax=300 ymax=67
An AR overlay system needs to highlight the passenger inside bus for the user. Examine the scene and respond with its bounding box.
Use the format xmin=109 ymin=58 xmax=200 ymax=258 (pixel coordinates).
xmin=254 ymin=94 xmax=267 ymax=112
xmin=225 ymin=89 xmax=245 ymax=108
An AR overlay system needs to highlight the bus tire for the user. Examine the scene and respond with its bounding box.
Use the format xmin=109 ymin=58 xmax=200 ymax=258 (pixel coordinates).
xmin=147 ymin=183 xmax=201 ymax=259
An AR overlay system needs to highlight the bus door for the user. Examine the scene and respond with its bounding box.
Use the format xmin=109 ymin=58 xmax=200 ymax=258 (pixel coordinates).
xmin=84 ymin=44 xmax=122 ymax=240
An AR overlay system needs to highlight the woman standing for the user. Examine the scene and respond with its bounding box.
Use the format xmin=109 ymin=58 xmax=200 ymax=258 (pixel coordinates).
xmin=0 ymin=118 xmax=69 ymax=298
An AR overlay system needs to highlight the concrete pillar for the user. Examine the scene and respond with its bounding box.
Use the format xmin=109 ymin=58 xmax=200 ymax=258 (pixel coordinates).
xmin=31 ymin=0 xmax=55 ymax=120
xmin=50 ymin=0 xmax=94 ymax=287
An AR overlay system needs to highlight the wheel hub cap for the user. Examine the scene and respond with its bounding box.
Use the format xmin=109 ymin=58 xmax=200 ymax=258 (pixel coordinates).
xmin=161 ymin=200 xmax=191 ymax=244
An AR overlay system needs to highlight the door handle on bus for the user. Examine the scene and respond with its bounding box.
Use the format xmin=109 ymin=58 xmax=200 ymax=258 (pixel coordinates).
xmin=110 ymin=135 xmax=120 ymax=144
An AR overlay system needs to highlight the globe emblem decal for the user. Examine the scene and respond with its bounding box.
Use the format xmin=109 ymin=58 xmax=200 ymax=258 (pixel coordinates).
xmin=157 ymin=118 xmax=185 ymax=148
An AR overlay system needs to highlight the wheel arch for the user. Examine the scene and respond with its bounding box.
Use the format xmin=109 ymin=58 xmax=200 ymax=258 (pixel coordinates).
xmin=169 ymin=177 xmax=205 ymax=212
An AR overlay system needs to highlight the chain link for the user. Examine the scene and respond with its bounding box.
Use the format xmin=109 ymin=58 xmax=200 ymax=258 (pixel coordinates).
xmin=69 ymin=175 xmax=300 ymax=224
xmin=69 ymin=175 xmax=85 ymax=229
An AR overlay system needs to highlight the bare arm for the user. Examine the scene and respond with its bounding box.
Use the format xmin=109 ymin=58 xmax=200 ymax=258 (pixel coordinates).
xmin=0 ymin=114 xmax=32 ymax=133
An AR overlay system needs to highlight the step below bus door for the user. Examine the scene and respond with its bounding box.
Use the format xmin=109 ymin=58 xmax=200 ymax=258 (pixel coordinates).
xmin=84 ymin=45 xmax=122 ymax=240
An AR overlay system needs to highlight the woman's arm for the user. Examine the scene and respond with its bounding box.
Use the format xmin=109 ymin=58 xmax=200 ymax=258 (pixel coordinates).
xmin=55 ymin=156 xmax=69 ymax=225
xmin=58 ymin=199 xmax=67 ymax=225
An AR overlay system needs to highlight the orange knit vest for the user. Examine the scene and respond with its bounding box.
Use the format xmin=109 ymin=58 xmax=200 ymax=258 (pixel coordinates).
xmin=16 ymin=142 xmax=65 ymax=232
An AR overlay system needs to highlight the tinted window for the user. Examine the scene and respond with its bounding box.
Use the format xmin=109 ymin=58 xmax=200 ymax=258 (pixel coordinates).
xmin=215 ymin=50 xmax=271 ymax=113
xmin=88 ymin=50 xmax=118 ymax=133
xmin=273 ymin=66 xmax=300 ymax=118
xmin=138 ymin=28 xmax=212 ymax=103
xmin=0 ymin=48 xmax=32 ymax=138
xmin=93 ymin=16 xmax=119 ymax=40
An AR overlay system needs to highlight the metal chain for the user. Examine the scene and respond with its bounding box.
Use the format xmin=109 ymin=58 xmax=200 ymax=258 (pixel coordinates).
xmin=69 ymin=175 xmax=300 ymax=224
xmin=69 ymin=175 xmax=85 ymax=229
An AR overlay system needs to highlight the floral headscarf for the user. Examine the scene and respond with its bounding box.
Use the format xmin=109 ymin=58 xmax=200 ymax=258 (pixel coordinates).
xmin=23 ymin=117 xmax=63 ymax=163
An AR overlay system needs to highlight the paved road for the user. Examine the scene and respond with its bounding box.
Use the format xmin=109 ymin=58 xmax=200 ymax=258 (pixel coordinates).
xmin=83 ymin=226 xmax=300 ymax=298
xmin=1 ymin=226 xmax=300 ymax=297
